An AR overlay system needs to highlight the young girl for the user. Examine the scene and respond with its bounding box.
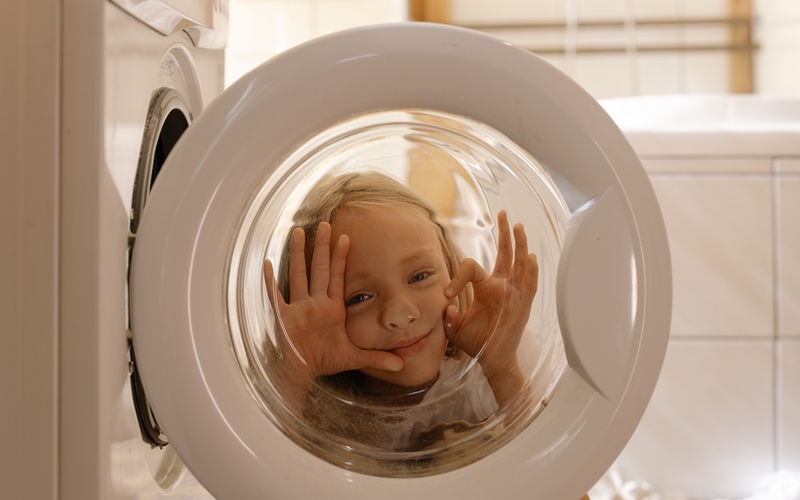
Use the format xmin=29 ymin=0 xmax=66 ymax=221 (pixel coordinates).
xmin=262 ymin=171 xmax=538 ymax=453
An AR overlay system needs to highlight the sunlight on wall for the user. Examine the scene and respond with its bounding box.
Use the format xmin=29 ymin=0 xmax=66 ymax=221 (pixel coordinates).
xmin=226 ymin=0 xmax=800 ymax=98
xmin=225 ymin=0 xmax=407 ymax=87
xmin=451 ymin=0 xmax=733 ymax=98
xmin=754 ymin=0 xmax=800 ymax=96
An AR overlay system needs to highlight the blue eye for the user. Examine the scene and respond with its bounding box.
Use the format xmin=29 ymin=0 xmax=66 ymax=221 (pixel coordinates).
xmin=346 ymin=293 xmax=370 ymax=306
xmin=409 ymin=272 xmax=429 ymax=283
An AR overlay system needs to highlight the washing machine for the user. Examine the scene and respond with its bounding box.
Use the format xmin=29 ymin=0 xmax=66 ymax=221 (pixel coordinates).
xmin=4 ymin=2 xmax=670 ymax=497
xmin=125 ymin=22 xmax=673 ymax=500
xmin=57 ymin=1 xmax=226 ymax=497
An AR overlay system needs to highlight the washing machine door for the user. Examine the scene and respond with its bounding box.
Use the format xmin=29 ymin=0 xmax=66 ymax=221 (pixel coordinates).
xmin=130 ymin=23 xmax=671 ymax=500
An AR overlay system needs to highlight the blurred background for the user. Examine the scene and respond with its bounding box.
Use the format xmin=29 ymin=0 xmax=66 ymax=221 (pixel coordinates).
xmin=224 ymin=2 xmax=799 ymax=499
xmin=224 ymin=0 xmax=798 ymax=98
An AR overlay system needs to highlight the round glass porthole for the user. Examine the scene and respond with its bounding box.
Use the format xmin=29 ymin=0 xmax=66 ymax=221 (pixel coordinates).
xmin=225 ymin=109 xmax=569 ymax=477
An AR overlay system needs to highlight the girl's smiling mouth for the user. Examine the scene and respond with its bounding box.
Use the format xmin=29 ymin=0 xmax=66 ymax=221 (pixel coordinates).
xmin=387 ymin=331 xmax=431 ymax=358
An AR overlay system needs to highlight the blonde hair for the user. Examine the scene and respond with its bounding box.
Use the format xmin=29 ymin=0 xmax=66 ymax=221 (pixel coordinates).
xmin=278 ymin=171 xmax=471 ymax=317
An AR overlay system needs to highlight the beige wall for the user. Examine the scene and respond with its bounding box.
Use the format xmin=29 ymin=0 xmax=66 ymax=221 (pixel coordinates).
xmin=0 ymin=1 xmax=59 ymax=498
xmin=227 ymin=0 xmax=799 ymax=98
xmin=450 ymin=0 xmax=737 ymax=98
xmin=451 ymin=0 xmax=799 ymax=99
xmin=225 ymin=0 xmax=408 ymax=86
xmin=754 ymin=0 xmax=800 ymax=96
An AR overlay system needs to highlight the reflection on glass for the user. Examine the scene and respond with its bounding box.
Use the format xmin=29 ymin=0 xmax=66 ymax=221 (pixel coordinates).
xmin=227 ymin=109 xmax=569 ymax=477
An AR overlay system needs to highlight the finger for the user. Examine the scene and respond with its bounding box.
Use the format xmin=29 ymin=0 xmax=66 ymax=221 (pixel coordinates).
xmin=287 ymin=227 xmax=310 ymax=300
xmin=309 ymin=222 xmax=332 ymax=296
xmin=350 ymin=349 xmax=405 ymax=373
xmin=328 ymin=234 xmax=350 ymax=300
xmin=512 ymin=223 xmax=529 ymax=285
xmin=445 ymin=258 xmax=488 ymax=299
xmin=521 ymin=253 xmax=539 ymax=303
xmin=492 ymin=210 xmax=513 ymax=277
xmin=263 ymin=259 xmax=287 ymax=310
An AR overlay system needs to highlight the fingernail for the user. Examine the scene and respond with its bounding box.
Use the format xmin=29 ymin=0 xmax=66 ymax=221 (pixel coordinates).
xmin=445 ymin=287 xmax=453 ymax=297
xmin=386 ymin=358 xmax=403 ymax=372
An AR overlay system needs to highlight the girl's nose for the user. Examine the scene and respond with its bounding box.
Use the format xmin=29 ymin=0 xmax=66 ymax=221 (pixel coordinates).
xmin=381 ymin=299 xmax=420 ymax=331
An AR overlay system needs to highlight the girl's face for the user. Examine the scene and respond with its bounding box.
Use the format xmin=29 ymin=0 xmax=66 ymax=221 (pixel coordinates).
xmin=330 ymin=205 xmax=455 ymax=391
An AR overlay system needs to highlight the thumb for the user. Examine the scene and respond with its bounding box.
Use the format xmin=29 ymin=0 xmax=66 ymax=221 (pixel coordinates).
xmin=350 ymin=348 xmax=405 ymax=373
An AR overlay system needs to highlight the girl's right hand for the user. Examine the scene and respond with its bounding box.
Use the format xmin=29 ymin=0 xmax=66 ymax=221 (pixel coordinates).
xmin=263 ymin=222 xmax=404 ymax=380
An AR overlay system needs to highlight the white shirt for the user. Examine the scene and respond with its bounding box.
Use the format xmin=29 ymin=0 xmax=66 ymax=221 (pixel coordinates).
xmin=390 ymin=355 xmax=499 ymax=450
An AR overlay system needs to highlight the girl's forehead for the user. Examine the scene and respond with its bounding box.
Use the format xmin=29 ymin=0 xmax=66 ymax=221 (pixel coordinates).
xmin=331 ymin=204 xmax=445 ymax=249
xmin=332 ymin=204 xmax=433 ymax=230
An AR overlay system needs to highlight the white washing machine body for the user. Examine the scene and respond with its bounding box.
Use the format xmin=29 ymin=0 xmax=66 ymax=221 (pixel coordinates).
xmin=128 ymin=23 xmax=673 ymax=500
xmin=57 ymin=1 xmax=225 ymax=497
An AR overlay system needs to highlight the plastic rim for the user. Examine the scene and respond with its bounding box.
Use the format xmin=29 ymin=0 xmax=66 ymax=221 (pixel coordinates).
xmin=130 ymin=23 xmax=671 ymax=500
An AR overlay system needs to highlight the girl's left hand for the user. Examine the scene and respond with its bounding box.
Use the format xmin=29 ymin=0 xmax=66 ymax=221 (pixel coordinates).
xmin=444 ymin=211 xmax=539 ymax=375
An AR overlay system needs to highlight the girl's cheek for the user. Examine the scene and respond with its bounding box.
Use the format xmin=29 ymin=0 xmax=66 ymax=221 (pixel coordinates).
xmin=342 ymin=318 xmax=356 ymax=344
xmin=344 ymin=319 xmax=371 ymax=349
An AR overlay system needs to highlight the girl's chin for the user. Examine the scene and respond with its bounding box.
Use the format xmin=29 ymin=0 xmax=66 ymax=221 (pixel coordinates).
xmin=360 ymin=366 xmax=440 ymax=395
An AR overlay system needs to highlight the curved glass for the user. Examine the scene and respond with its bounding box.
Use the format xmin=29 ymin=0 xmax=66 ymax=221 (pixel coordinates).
xmin=226 ymin=109 xmax=569 ymax=477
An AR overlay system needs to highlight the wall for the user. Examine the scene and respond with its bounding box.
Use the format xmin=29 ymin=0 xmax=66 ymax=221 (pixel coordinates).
xmin=225 ymin=0 xmax=408 ymax=86
xmin=226 ymin=0 xmax=800 ymax=98
xmin=449 ymin=0 xmax=800 ymax=99
xmin=596 ymin=95 xmax=800 ymax=499
xmin=450 ymin=0 xmax=737 ymax=98
xmin=0 ymin=1 xmax=60 ymax=498
xmin=754 ymin=0 xmax=800 ymax=96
